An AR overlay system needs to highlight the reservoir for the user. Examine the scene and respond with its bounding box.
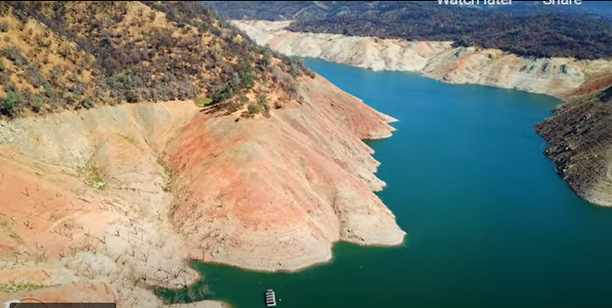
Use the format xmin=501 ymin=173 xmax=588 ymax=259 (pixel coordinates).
xmin=160 ymin=59 xmax=612 ymax=308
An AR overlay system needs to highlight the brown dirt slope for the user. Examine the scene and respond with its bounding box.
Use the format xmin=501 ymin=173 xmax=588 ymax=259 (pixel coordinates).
xmin=166 ymin=75 xmax=404 ymax=271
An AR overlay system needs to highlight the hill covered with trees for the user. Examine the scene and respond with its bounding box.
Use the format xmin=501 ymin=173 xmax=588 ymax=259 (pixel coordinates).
xmin=0 ymin=1 xmax=314 ymax=119
xmin=207 ymin=1 xmax=612 ymax=60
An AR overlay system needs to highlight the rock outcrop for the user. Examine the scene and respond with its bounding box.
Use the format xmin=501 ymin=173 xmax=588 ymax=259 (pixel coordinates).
xmin=535 ymin=77 xmax=612 ymax=206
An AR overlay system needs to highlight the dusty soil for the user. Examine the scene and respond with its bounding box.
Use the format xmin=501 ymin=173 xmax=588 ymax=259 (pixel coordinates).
xmin=166 ymin=76 xmax=404 ymax=271
xmin=0 ymin=76 xmax=404 ymax=306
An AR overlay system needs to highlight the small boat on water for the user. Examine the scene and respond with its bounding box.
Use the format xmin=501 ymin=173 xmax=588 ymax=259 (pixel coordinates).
xmin=265 ymin=289 xmax=277 ymax=307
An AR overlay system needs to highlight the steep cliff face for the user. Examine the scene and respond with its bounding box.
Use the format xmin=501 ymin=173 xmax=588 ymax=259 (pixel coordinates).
xmin=535 ymin=77 xmax=612 ymax=206
xmin=233 ymin=20 xmax=611 ymax=99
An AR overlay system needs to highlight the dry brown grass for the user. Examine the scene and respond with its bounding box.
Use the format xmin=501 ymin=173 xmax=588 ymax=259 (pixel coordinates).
xmin=0 ymin=1 xmax=315 ymax=119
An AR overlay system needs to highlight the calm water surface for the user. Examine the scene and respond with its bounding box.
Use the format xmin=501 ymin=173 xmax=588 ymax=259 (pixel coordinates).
xmin=162 ymin=59 xmax=612 ymax=308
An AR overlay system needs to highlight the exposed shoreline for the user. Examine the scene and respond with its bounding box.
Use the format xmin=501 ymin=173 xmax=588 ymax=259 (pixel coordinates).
xmin=232 ymin=19 xmax=612 ymax=208
xmin=170 ymin=75 xmax=407 ymax=274
xmin=0 ymin=73 xmax=407 ymax=308
xmin=232 ymin=20 xmax=611 ymax=100
xmin=1 ymin=3 xmax=409 ymax=308
xmin=2 ymin=14 xmax=608 ymax=308
xmin=196 ymin=230 xmax=406 ymax=274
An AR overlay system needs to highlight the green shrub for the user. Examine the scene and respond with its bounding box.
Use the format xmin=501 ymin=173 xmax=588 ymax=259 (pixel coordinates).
xmin=125 ymin=89 xmax=139 ymax=103
xmin=164 ymin=72 xmax=176 ymax=83
xmin=43 ymin=83 xmax=54 ymax=97
xmin=65 ymin=91 xmax=79 ymax=103
xmin=247 ymin=103 xmax=259 ymax=115
xmin=262 ymin=45 xmax=272 ymax=60
xmin=32 ymin=96 xmax=44 ymax=112
xmin=256 ymin=93 xmax=270 ymax=117
xmin=123 ymin=75 xmax=135 ymax=90
xmin=238 ymin=93 xmax=249 ymax=104
xmin=76 ymin=158 xmax=106 ymax=190
xmin=261 ymin=100 xmax=270 ymax=112
xmin=289 ymin=62 xmax=301 ymax=77
xmin=256 ymin=93 xmax=267 ymax=105
xmin=306 ymin=68 xmax=316 ymax=79
xmin=80 ymin=98 xmax=93 ymax=109
xmin=211 ymin=85 xmax=234 ymax=104
xmin=230 ymin=73 xmax=241 ymax=91
xmin=151 ymin=3 xmax=164 ymax=12
xmin=239 ymin=69 xmax=254 ymax=89
xmin=1 ymin=90 xmax=20 ymax=117
xmin=213 ymin=44 xmax=223 ymax=55
xmin=0 ymin=281 xmax=54 ymax=292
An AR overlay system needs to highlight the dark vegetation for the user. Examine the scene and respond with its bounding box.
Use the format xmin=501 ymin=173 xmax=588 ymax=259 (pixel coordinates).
xmin=290 ymin=13 xmax=612 ymax=60
xmin=445 ymin=1 xmax=612 ymax=20
xmin=0 ymin=1 xmax=315 ymax=119
xmin=206 ymin=1 xmax=612 ymax=21
xmin=207 ymin=1 xmax=612 ymax=60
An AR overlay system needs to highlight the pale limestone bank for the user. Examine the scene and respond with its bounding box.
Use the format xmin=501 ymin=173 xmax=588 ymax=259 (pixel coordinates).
xmin=232 ymin=20 xmax=611 ymax=99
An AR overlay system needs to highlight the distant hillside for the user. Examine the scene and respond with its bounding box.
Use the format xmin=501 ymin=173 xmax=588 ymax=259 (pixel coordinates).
xmin=0 ymin=1 xmax=314 ymax=119
xmin=206 ymin=1 xmax=612 ymax=21
xmin=207 ymin=1 xmax=612 ymax=60
xmin=460 ymin=0 xmax=612 ymax=19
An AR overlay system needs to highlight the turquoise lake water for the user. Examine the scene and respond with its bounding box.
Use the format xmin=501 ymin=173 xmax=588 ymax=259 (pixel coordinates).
xmin=161 ymin=59 xmax=612 ymax=308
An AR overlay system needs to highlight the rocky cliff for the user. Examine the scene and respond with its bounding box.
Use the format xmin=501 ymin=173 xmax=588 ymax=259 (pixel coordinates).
xmin=535 ymin=77 xmax=612 ymax=206
xmin=232 ymin=20 xmax=612 ymax=206
xmin=0 ymin=2 xmax=404 ymax=307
